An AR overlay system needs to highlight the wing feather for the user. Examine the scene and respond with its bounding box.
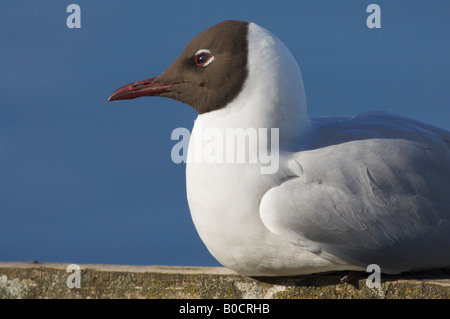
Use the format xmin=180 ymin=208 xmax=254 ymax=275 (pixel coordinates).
xmin=260 ymin=113 xmax=450 ymax=273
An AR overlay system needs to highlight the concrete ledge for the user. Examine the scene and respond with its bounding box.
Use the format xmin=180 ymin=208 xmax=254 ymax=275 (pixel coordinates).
xmin=0 ymin=262 xmax=449 ymax=299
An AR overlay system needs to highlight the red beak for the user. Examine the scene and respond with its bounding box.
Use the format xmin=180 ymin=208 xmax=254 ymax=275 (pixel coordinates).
xmin=108 ymin=77 xmax=177 ymax=101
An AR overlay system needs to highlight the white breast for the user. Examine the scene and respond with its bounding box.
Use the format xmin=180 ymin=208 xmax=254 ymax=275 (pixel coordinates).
xmin=185 ymin=23 xmax=357 ymax=275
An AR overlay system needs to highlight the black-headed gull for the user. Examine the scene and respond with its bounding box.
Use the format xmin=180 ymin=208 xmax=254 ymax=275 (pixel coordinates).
xmin=109 ymin=20 xmax=450 ymax=276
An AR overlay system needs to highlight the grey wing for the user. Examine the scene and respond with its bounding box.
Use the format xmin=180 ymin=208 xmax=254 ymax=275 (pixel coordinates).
xmin=260 ymin=133 xmax=450 ymax=273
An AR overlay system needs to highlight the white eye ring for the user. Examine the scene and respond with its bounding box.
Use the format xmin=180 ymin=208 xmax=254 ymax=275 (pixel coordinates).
xmin=194 ymin=49 xmax=215 ymax=67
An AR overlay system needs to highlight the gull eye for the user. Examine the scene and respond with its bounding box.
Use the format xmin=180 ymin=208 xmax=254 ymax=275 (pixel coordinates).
xmin=194 ymin=49 xmax=214 ymax=67
xmin=195 ymin=53 xmax=210 ymax=66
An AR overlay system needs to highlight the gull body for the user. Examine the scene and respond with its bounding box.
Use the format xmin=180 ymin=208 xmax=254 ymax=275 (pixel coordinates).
xmin=109 ymin=20 xmax=450 ymax=276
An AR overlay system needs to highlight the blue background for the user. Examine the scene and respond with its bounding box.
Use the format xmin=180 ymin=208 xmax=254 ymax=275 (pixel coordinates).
xmin=1 ymin=1 xmax=449 ymax=267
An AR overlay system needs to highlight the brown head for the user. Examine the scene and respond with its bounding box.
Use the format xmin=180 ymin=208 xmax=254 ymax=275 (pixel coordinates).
xmin=108 ymin=20 xmax=249 ymax=114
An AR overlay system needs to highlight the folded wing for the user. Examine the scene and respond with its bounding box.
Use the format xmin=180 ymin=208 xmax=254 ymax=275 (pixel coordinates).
xmin=260 ymin=112 xmax=450 ymax=273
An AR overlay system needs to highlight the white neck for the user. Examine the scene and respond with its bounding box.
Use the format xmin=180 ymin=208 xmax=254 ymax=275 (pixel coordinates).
xmin=196 ymin=23 xmax=309 ymax=150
